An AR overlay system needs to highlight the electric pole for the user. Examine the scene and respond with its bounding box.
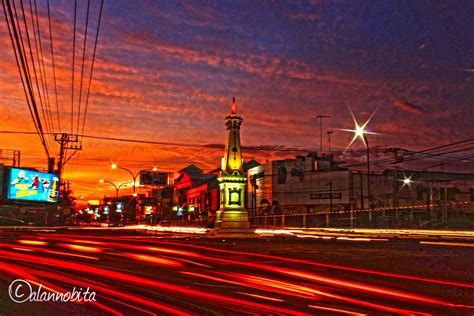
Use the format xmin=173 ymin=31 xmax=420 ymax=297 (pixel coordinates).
xmin=316 ymin=115 xmax=330 ymax=153
xmin=327 ymin=130 xmax=333 ymax=153
xmin=54 ymin=133 xmax=82 ymax=179
xmin=327 ymin=181 xmax=333 ymax=212
xmin=385 ymin=148 xmax=404 ymax=209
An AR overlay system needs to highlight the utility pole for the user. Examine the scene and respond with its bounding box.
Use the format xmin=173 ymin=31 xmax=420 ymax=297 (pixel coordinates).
xmin=327 ymin=181 xmax=333 ymax=212
xmin=359 ymin=171 xmax=364 ymax=209
xmin=316 ymin=115 xmax=330 ymax=153
xmin=363 ymin=134 xmax=372 ymax=222
xmin=54 ymin=133 xmax=82 ymax=179
xmin=444 ymin=187 xmax=448 ymax=223
xmin=327 ymin=130 xmax=333 ymax=154
xmin=385 ymin=148 xmax=404 ymax=210
xmin=55 ymin=133 xmax=82 ymax=218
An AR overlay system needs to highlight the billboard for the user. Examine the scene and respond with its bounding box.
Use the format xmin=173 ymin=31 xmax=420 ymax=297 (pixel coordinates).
xmin=139 ymin=171 xmax=169 ymax=186
xmin=8 ymin=168 xmax=59 ymax=203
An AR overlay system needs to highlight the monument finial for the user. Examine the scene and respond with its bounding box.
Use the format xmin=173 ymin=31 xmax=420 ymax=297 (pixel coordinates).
xmin=231 ymin=97 xmax=236 ymax=115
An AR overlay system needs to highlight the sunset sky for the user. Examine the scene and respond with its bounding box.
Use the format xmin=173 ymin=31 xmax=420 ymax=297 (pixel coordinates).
xmin=0 ymin=0 xmax=473 ymax=198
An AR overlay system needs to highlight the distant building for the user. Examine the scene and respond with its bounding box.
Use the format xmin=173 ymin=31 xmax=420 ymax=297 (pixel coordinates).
xmin=171 ymin=164 xmax=219 ymax=223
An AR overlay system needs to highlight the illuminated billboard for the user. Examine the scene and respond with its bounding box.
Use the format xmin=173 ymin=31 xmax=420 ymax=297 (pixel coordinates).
xmin=8 ymin=168 xmax=59 ymax=203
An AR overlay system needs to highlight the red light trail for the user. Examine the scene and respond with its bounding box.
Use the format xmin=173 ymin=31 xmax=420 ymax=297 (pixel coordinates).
xmin=0 ymin=231 xmax=473 ymax=315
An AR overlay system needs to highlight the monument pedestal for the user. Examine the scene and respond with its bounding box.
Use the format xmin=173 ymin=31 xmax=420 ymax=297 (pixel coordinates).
xmin=215 ymin=209 xmax=250 ymax=229
xmin=211 ymin=209 xmax=257 ymax=238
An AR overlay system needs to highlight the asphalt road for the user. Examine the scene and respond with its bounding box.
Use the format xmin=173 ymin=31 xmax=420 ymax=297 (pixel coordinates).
xmin=0 ymin=230 xmax=473 ymax=315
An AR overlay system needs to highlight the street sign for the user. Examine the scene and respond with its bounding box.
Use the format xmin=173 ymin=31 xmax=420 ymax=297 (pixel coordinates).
xmin=310 ymin=193 xmax=342 ymax=199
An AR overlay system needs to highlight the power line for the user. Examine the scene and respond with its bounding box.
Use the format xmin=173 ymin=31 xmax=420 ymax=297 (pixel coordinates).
xmin=425 ymin=153 xmax=474 ymax=170
xmin=2 ymin=0 xmax=50 ymax=159
xmin=17 ymin=0 xmax=52 ymax=154
xmin=30 ymin=0 xmax=56 ymax=153
xmin=80 ymin=0 xmax=104 ymax=138
xmin=1 ymin=1 xmax=39 ymax=135
xmin=342 ymin=137 xmax=474 ymax=169
xmin=46 ymin=0 xmax=61 ymax=132
xmin=76 ymin=0 xmax=91 ymax=136
xmin=71 ymin=0 xmax=77 ymax=134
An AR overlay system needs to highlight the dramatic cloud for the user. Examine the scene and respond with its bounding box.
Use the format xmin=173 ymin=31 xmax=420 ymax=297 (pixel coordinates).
xmin=0 ymin=1 xmax=472 ymax=197
xmin=392 ymin=100 xmax=425 ymax=115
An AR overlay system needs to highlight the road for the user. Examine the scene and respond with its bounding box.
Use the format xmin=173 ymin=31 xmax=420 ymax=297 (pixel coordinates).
xmin=0 ymin=229 xmax=473 ymax=315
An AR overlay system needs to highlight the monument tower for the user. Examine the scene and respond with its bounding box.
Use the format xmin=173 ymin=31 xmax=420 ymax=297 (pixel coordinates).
xmin=215 ymin=97 xmax=250 ymax=230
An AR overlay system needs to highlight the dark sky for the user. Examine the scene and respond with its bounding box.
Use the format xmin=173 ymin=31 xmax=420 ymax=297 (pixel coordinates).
xmin=0 ymin=0 xmax=472 ymax=196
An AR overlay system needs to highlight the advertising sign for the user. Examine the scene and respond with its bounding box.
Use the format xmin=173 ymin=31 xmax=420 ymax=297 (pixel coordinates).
xmin=8 ymin=168 xmax=59 ymax=203
xmin=139 ymin=171 xmax=169 ymax=186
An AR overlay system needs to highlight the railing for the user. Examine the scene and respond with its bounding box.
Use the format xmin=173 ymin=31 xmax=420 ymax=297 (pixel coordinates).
xmin=248 ymin=201 xmax=470 ymax=229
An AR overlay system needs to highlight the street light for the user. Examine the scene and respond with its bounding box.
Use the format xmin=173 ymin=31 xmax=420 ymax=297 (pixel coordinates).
xmin=341 ymin=110 xmax=377 ymax=222
xmin=99 ymin=179 xmax=131 ymax=198
xmin=110 ymin=163 xmax=158 ymax=192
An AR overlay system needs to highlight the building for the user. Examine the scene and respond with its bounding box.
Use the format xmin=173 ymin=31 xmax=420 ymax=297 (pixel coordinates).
xmin=170 ymin=164 xmax=219 ymax=223
xmin=247 ymin=152 xmax=349 ymax=215
xmin=247 ymin=153 xmax=474 ymax=228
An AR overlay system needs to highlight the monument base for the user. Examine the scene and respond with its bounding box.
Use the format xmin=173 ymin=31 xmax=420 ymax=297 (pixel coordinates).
xmin=209 ymin=228 xmax=258 ymax=238
xmin=215 ymin=209 xmax=250 ymax=229
xmin=210 ymin=209 xmax=258 ymax=238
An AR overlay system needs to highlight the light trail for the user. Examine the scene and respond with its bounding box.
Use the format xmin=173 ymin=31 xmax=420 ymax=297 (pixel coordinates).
xmin=144 ymin=239 xmax=474 ymax=289
xmin=235 ymin=292 xmax=284 ymax=302
xmin=420 ymin=241 xmax=474 ymax=247
xmin=17 ymin=239 xmax=48 ymax=246
xmin=308 ymin=304 xmax=366 ymax=315
xmin=58 ymin=244 xmax=104 ymax=253
xmin=0 ymin=249 xmax=311 ymax=315
xmin=0 ymin=231 xmax=472 ymax=314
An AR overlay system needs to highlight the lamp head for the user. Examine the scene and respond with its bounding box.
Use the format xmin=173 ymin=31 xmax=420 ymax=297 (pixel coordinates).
xmin=355 ymin=125 xmax=365 ymax=138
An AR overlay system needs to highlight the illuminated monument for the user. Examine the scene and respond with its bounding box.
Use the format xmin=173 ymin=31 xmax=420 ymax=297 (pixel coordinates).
xmin=215 ymin=97 xmax=251 ymax=231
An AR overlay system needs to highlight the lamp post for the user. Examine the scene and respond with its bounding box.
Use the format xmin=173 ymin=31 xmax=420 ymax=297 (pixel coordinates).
xmin=340 ymin=112 xmax=377 ymax=223
xmin=111 ymin=163 xmax=158 ymax=192
xmin=362 ymin=133 xmax=371 ymax=221
xmin=99 ymin=179 xmax=131 ymax=198
xmin=110 ymin=164 xmax=158 ymax=225
xmin=402 ymin=176 xmax=414 ymax=225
